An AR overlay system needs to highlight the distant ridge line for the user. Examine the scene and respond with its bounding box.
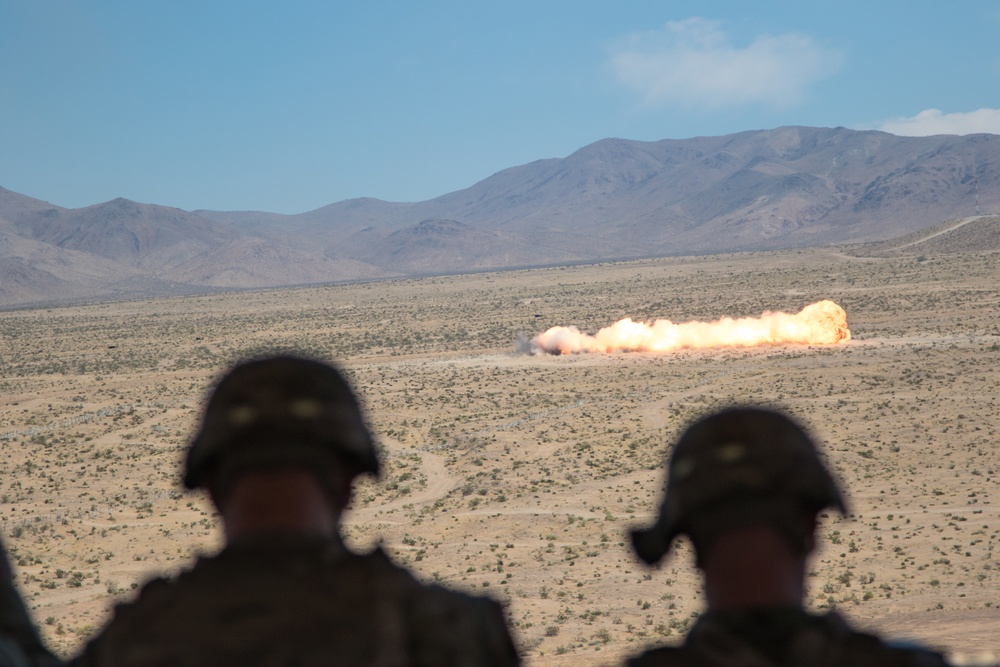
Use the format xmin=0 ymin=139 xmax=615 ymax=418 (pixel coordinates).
xmin=3 ymin=126 xmax=1000 ymax=307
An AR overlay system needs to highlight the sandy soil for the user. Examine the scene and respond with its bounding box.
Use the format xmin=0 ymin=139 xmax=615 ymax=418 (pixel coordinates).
xmin=1 ymin=246 xmax=998 ymax=665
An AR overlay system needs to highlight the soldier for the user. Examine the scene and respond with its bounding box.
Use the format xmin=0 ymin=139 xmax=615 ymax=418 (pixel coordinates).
xmin=625 ymin=406 xmax=950 ymax=667
xmin=1 ymin=537 xmax=60 ymax=666
xmin=71 ymin=355 xmax=519 ymax=666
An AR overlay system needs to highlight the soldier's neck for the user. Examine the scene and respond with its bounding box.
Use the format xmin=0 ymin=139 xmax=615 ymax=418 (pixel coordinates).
xmin=218 ymin=468 xmax=343 ymax=543
xmin=700 ymin=525 xmax=806 ymax=612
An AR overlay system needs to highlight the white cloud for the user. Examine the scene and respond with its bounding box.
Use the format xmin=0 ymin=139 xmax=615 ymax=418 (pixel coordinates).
xmin=608 ymin=18 xmax=842 ymax=110
xmin=871 ymin=108 xmax=1000 ymax=136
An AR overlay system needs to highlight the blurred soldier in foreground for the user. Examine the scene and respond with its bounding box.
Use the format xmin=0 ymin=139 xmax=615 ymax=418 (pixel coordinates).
xmin=72 ymin=355 xmax=519 ymax=666
xmin=1 ymin=538 xmax=60 ymax=667
xmin=626 ymin=406 xmax=949 ymax=667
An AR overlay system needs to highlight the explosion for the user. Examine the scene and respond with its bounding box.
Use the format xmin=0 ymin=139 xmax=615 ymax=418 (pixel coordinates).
xmin=527 ymin=300 xmax=851 ymax=355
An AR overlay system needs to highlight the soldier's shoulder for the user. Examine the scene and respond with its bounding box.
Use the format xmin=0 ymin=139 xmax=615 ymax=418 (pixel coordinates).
xmin=624 ymin=610 xmax=951 ymax=667
xmin=362 ymin=547 xmax=507 ymax=618
xmin=361 ymin=548 xmax=520 ymax=665
xmin=68 ymin=572 xmax=179 ymax=665
xmin=1 ymin=583 xmax=61 ymax=667
xmin=92 ymin=573 xmax=175 ymax=632
xmin=90 ymin=550 xmax=239 ymax=635
xmin=810 ymin=611 xmax=951 ymax=666
xmin=625 ymin=644 xmax=700 ymax=667
xmin=844 ymin=631 xmax=950 ymax=666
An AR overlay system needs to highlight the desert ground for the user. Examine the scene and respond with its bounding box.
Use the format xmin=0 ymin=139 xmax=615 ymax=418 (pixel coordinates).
xmin=1 ymin=243 xmax=999 ymax=665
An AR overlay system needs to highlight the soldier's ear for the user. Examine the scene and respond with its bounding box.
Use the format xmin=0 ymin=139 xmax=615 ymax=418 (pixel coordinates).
xmin=327 ymin=477 xmax=352 ymax=513
xmin=204 ymin=471 xmax=235 ymax=512
xmin=206 ymin=484 xmax=223 ymax=512
xmin=339 ymin=481 xmax=355 ymax=513
xmin=322 ymin=461 xmax=356 ymax=514
xmin=802 ymin=513 xmax=819 ymax=554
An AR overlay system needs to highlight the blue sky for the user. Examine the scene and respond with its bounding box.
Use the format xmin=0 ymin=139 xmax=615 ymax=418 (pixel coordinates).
xmin=2 ymin=1 xmax=999 ymax=214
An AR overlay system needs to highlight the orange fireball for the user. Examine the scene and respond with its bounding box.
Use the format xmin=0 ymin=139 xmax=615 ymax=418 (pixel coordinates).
xmin=532 ymin=300 xmax=851 ymax=355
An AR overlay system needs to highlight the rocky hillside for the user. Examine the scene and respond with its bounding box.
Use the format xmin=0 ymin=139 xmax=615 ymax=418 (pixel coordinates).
xmin=2 ymin=126 xmax=999 ymax=306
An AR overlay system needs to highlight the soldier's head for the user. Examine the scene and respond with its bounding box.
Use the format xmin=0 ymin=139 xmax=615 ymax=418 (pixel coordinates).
xmin=184 ymin=355 xmax=379 ymax=518
xmin=631 ymin=406 xmax=846 ymax=568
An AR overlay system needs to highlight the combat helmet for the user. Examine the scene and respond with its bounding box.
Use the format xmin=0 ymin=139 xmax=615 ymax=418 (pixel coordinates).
xmin=630 ymin=406 xmax=846 ymax=566
xmin=184 ymin=355 xmax=379 ymax=490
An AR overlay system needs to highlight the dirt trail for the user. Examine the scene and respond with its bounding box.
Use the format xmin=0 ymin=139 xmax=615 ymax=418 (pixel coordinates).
xmin=895 ymin=215 xmax=985 ymax=249
xmin=346 ymin=448 xmax=459 ymax=521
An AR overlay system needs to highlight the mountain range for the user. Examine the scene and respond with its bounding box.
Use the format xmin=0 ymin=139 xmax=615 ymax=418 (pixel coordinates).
xmin=2 ymin=125 xmax=998 ymax=307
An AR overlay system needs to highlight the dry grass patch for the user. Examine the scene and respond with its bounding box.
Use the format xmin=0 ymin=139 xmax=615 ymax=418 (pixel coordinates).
xmin=1 ymin=247 xmax=998 ymax=665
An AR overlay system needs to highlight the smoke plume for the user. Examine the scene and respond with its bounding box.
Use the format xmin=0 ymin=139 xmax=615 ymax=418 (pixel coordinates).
xmin=524 ymin=300 xmax=851 ymax=355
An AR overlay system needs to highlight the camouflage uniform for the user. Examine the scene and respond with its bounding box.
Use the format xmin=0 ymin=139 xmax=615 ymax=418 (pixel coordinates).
xmin=71 ymin=538 xmax=516 ymax=666
xmin=627 ymin=607 xmax=948 ymax=666
xmin=1 ymin=539 xmax=61 ymax=667
xmin=70 ymin=356 xmax=519 ymax=666
xmin=626 ymin=407 xmax=950 ymax=667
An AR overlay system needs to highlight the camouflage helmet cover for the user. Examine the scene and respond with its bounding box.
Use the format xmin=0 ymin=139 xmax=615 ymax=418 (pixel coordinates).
xmin=631 ymin=406 xmax=846 ymax=565
xmin=184 ymin=355 xmax=379 ymax=489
